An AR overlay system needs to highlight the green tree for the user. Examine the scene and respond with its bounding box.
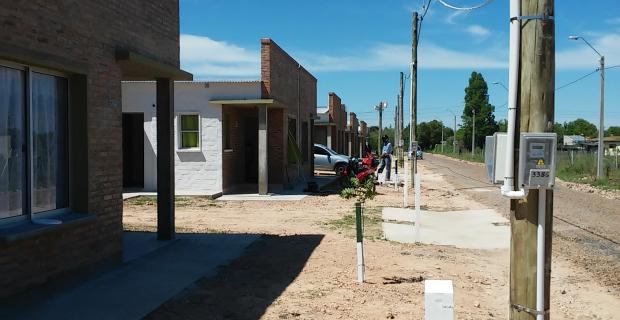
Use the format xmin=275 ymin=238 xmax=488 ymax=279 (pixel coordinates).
xmin=605 ymin=126 xmax=620 ymax=137
xmin=461 ymin=71 xmax=498 ymax=150
xmin=497 ymin=119 xmax=508 ymax=132
xmin=563 ymin=118 xmax=597 ymax=138
xmin=367 ymin=126 xmax=394 ymax=153
xmin=417 ymin=120 xmax=454 ymax=150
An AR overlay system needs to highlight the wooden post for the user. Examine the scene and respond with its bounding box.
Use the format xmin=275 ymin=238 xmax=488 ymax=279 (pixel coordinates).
xmin=510 ymin=0 xmax=555 ymax=319
xmin=399 ymin=72 xmax=405 ymax=166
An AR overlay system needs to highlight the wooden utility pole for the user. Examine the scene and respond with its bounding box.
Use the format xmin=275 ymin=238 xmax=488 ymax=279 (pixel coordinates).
xmin=410 ymin=11 xmax=418 ymax=187
xmin=375 ymin=102 xmax=387 ymax=154
xmin=395 ymin=94 xmax=400 ymax=161
xmin=510 ymin=0 xmax=555 ymax=319
xmin=399 ymin=72 xmax=405 ymax=166
xmin=471 ymin=109 xmax=476 ymax=157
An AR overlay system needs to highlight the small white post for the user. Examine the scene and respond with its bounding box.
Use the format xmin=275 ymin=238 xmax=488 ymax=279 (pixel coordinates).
xmin=414 ymin=172 xmax=421 ymax=243
xmin=403 ymin=157 xmax=409 ymax=208
xmin=425 ymin=280 xmax=454 ymax=320
xmin=355 ymin=202 xmax=364 ymax=283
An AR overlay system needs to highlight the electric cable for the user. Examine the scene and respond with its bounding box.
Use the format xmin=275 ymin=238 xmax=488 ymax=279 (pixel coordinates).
xmin=436 ymin=0 xmax=495 ymax=11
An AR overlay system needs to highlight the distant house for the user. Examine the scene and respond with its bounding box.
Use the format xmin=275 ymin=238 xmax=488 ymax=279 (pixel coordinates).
xmin=563 ymin=135 xmax=585 ymax=146
xmin=122 ymin=39 xmax=317 ymax=196
xmin=592 ymin=136 xmax=620 ymax=156
xmin=314 ymin=92 xmax=348 ymax=154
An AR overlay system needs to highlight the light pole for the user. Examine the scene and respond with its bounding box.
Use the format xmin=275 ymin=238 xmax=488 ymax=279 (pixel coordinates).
xmin=440 ymin=120 xmax=444 ymax=153
xmin=447 ymin=109 xmax=457 ymax=154
xmin=569 ymin=35 xmax=605 ymax=179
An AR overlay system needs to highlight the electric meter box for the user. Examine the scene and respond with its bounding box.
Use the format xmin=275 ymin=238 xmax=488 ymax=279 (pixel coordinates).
xmin=517 ymin=133 xmax=557 ymax=189
xmin=485 ymin=133 xmax=507 ymax=184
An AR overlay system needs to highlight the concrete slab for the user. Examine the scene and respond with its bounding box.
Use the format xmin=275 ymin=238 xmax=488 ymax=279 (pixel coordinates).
xmin=2 ymin=232 xmax=260 ymax=320
xmin=381 ymin=207 xmax=509 ymax=250
xmin=217 ymin=193 xmax=307 ymax=201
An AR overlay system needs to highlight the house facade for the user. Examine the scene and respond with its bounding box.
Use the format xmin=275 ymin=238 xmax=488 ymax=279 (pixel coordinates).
xmin=314 ymin=92 xmax=347 ymax=154
xmin=122 ymin=39 xmax=316 ymax=196
xmin=0 ymin=1 xmax=189 ymax=297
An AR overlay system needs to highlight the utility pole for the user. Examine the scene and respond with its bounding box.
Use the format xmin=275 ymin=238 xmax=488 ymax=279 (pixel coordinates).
xmin=510 ymin=1 xmax=555 ymax=319
xmin=395 ymin=94 xmax=400 ymax=161
xmin=399 ymin=72 xmax=405 ymax=166
xmin=410 ymin=11 xmax=418 ymax=187
xmin=471 ymin=109 xmax=476 ymax=157
xmin=375 ymin=102 xmax=387 ymax=154
xmin=441 ymin=121 xmax=444 ymax=153
xmin=453 ymin=115 xmax=457 ymax=154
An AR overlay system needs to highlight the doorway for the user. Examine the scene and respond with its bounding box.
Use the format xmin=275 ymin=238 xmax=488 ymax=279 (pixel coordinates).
xmin=243 ymin=115 xmax=258 ymax=183
xmin=122 ymin=113 xmax=144 ymax=189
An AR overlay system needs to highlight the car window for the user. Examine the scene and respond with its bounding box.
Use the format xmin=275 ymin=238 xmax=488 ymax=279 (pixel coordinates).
xmin=325 ymin=147 xmax=338 ymax=155
xmin=314 ymin=146 xmax=328 ymax=155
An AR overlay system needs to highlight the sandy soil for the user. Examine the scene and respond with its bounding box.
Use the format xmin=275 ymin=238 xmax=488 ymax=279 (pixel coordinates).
xmin=124 ymin=163 xmax=619 ymax=320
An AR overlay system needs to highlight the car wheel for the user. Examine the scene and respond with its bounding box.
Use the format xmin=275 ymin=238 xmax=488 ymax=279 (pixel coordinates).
xmin=334 ymin=163 xmax=347 ymax=176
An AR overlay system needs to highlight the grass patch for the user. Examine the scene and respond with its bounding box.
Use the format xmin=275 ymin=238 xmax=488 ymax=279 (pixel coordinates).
xmin=429 ymin=145 xmax=484 ymax=163
xmin=556 ymin=151 xmax=619 ymax=190
xmin=124 ymin=195 xmax=222 ymax=208
xmin=325 ymin=205 xmax=384 ymax=240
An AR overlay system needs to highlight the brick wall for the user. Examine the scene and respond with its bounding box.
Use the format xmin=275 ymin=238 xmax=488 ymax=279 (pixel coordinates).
xmin=0 ymin=1 xmax=180 ymax=296
xmin=260 ymin=38 xmax=317 ymax=184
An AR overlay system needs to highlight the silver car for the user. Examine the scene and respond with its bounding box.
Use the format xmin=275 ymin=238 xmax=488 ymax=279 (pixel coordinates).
xmin=313 ymin=144 xmax=350 ymax=175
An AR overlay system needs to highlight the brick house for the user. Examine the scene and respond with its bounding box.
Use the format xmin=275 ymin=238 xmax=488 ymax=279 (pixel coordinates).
xmin=314 ymin=92 xmax=347 ymax=154
xmin=0 ymin=1 xmax=189 ymax=297
xmin=359 ymin=120 xmax=369 ymax=154
xmin=346 ymin=112 xmax=360 ymax=157
xmin=121 ymin=39 xmax=316 ymax=196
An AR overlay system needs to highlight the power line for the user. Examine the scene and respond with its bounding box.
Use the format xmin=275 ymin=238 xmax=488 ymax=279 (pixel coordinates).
xmin=436 ymin=0 xmax=495 ymax=11
xmin=555 ymin=64 xmax=620 ymax=92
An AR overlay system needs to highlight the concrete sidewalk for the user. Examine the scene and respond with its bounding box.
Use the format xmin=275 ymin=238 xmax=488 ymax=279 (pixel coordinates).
xmin=1 ymin=232 xmax=260 ymax=320
xmin=217 ymin=175 xmax=339 ymax=201
xmin=382 ymin=207 xmax=509 ymax=250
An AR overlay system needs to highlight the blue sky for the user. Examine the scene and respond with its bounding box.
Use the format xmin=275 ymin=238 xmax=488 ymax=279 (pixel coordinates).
xmin=179 ymin=0 xmax=620 ymax=130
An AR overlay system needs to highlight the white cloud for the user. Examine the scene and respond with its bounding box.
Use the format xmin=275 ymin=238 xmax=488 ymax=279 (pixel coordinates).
xmin=557 ymin=34 xmax=620 ymax=69
xmin=466 ymin=25 xmax=490 ymax=38
xmin=298 ymin=42 xmax=506 ymax=72
xmin=180 ymin=34 xmax=259 ymax=80
xmin=445 ymin=10 xmax=466 ymax=24
xmin=605 ymin=17 xmax=620 ymax=24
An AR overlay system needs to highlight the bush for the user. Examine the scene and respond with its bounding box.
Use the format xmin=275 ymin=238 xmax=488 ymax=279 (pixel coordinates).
xmin=340 ymin=175 xmax=376 ymax=202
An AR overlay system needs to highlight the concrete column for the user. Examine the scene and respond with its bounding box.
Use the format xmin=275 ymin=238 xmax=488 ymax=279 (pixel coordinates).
xmin=156 ymin=78 xmax=175 ymax=240
xmin=258 ymin=105 xmax=268 ymax=195
xmin=326 ymin=127 xmax=332 ymax=149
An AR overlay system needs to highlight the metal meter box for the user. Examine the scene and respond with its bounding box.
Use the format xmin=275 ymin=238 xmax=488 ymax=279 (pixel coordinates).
xmin=517 ymin=133 xmax=557 ymax=189
xmin=485 ymin=133 xmax=507 ymax=184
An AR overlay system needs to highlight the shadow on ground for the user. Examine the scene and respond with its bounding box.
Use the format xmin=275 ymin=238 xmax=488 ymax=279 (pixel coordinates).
xmin=146 ymin=234 xmax=324 ymax=320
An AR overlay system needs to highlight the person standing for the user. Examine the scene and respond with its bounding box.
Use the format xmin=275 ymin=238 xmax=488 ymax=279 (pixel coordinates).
xmin=378 ymin=135 xmax=392 ymax=180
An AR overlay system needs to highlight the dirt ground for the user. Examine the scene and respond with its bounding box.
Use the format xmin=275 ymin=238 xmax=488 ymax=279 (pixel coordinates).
xmin=123 ymin=162 xmax=619 ymax=320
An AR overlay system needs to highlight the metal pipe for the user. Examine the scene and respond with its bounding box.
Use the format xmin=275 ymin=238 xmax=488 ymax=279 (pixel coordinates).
xmin=536 ymin=190 xmax=546 ymax=320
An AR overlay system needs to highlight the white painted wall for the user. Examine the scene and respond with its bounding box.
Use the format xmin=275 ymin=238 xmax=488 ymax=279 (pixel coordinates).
xmin=121 ymin=81 xmax=261 ymax=196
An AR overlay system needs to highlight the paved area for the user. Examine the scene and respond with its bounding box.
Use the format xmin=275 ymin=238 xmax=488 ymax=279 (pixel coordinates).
xmin=1 ymin=232 xmax=260 ymax=320
xmin=217 ymin=175 xmax=339 ymax=201
xmin=381 ymin=207 xmax=510 ymax=249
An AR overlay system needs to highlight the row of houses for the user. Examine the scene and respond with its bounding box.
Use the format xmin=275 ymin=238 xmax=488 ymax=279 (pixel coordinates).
xmin=0 ymin=1 xmax=369 ymax=298
xmin=121 ymin=47 xmax=369 ymax=198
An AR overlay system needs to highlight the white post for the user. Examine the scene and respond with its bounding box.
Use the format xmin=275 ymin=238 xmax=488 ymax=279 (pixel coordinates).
xmin=414 ymin=172 xmax=421 ymax=243
xmin=355 ymin=202 xmax=364 ymax=283
xmin=536 ymin=191 xmax=547 ymax=320
xmin=404 ymin=157 xmax=409 ymax=208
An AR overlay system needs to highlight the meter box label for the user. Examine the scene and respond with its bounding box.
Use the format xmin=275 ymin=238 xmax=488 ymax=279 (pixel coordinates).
xmin=517 ymin=133 xmax=557 ymax=189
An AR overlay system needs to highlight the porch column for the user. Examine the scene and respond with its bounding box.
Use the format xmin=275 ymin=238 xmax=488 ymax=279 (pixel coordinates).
xmin=258 ymin=105 xmax=268 ymax=195
xmin=326 ymin=127 xmax=332 ymax=149
xmin=156 ymin=78 xmax=175 ymax=240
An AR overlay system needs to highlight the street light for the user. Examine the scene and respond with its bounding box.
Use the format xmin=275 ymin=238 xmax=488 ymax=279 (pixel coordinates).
xmin=492 ymin=81 xmax=509 ymax=92
xmin=569 ymin=35 xmax=605 ymax=179
xmin=447 ymin=109 xmax=458 ymax=154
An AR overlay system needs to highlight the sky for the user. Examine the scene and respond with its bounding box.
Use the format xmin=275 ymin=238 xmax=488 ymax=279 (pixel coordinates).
xmin=178 ymin=0 xmax=620 ymax=130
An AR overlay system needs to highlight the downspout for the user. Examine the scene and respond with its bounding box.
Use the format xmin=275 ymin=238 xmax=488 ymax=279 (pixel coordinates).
xmin=501 ymin=0 xmax=528 ymax=200
xmin=297 ymin=63 xmax=302 ymax=182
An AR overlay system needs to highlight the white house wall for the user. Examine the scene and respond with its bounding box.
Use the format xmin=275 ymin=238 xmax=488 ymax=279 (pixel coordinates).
xmin=121 ymin=81 xmax=262 ymax=196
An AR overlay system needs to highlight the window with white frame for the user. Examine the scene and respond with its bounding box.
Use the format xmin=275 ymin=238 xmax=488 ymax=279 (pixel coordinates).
xmin=178 ymin=114 xmax=200 ymax=150
xmin=0 ymin=62 xmax=69 ymax=221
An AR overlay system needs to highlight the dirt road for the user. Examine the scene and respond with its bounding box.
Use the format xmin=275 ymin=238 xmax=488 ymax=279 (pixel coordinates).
xmin=424 ymin=153 xmax=620 ymax=290
xmin=123 ymin=159 xmax=620 ymax=319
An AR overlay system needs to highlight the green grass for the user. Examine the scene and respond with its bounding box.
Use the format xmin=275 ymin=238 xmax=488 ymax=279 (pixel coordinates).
xmin=556 ymin=151 xmax=619 ymax=190
xmin=325 ymin=205 xmax=384 ymax=240
xmin=429 ymin=145 xmax=485 ymax=163
xmin=124 ymin=195 xmax=221 ymax=207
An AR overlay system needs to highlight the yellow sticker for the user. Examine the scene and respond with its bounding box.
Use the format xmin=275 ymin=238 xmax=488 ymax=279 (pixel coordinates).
xmin=537 ymin=159 xmax=545 ymax=166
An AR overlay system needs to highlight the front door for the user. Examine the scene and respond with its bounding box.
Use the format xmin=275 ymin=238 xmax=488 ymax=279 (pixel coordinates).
xmin=122 ymin=113 xmax=144 ymax=189
xmin=244 ymin=116 xmax=258 ymax=183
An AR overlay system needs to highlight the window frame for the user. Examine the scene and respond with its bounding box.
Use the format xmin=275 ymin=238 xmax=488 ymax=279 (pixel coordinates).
xmin=0 ymin=60 xmax=71 ymax=226
xmin=176 ymin=112 xmax=201 ymax=152
xmin=222 ymin=112 xmax=232 ymax=152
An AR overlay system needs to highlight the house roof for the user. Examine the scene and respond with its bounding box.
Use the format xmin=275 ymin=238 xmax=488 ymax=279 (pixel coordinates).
xmin=115 ymin=49 xmax=192 ymax=81
xmin=209 ymin=98 xmax=285 ymax=109
xmin=592 ymin=136 xmax=620 ymax=142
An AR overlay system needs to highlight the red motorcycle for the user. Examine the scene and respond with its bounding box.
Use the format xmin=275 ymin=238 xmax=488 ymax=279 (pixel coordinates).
xmin=340 ymin=152 xmax=379 ymax=183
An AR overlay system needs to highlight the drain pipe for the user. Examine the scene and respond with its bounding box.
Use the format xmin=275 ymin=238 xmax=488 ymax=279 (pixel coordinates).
xmin=501 ymin=0 xmax=528 ymax=200
xmin=536 ymin=190 xmax=546 ymax=320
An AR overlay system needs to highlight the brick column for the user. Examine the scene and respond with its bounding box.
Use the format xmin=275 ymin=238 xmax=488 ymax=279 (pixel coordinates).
xmin=156 ymin=78 xmax=175 ymax=240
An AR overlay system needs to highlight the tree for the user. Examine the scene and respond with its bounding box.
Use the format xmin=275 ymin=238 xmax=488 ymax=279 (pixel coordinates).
xmin=552 ymin=122 xmax=565 ymax=144
xmin=563 ymin=118 xmax=597 ymax=138
xmin=605 ymin=126 xmax=620 ymax=137
xmin=367 ymin=126 xmax=394 ymax=153
xmin=497 ymin=119 xmax=508 ymax=132
xmin=460 ymin=71 xmax=498 ymax=150
xmin=417 ymin=120 xmax=453 ymax=150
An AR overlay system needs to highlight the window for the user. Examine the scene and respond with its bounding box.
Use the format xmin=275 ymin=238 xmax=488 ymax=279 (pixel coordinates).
xmin=314 ymin=146 xmax=328 ymax=156
xmin=0 ymin=63 xmax=69 ymax=221
xmin=178 ymin=114 xmax=200 ymax=150
xmin=223 ymin=113 xmax=231 ymax=150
